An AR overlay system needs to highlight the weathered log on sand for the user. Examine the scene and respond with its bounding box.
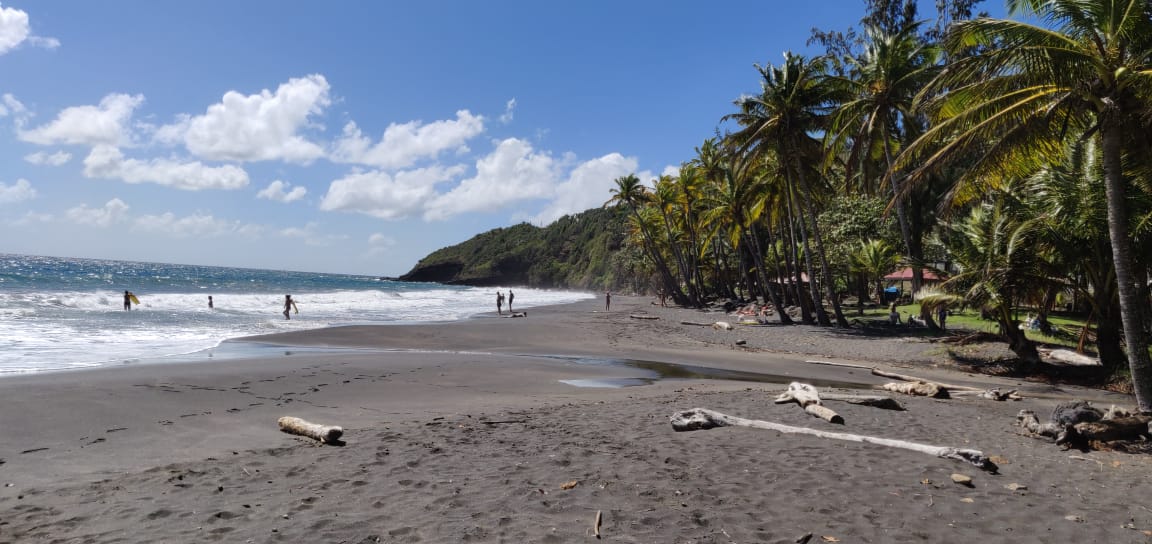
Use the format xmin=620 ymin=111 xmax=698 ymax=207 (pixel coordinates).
xmin=773 ymin=382 xmax=844 ymax=424
xmin=670 ymin=408 xmax=997 ymax=472
xmin=629 ymin=314 xmax=660 ymax=320
xmin=1057 ymin=415 xmax=1152 ymax=448
xmin=681 ymin=321 xmax=715 ymax=327
xmin=951 ymin=388 xmax=1023 ymax=401
xmin=803 ymin=360 xmax=873 ymax=370
xmin=278 ymin=416 xmax=344 ymax=444
xmin=1042 ymin=349 xmax=1101 ymax=366
xmin=711 ymin=321 xmax=733 ymax=330
xmin=820 ymin=393 xmax=906 ymax=411
xmin=881 ymin=381 xmax=950 ymax=399
xmin=1016 ymin=410 xmax=1063 ymax=439
xmin=871 ymin=368 xmax=983 ymax=392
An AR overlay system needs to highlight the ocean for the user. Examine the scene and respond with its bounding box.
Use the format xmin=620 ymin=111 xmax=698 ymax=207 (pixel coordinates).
xmin=0 ymin=254 xmax=594 ymax=376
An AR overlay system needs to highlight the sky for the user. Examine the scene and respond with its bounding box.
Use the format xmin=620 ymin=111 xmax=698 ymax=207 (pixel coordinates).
xmin=0 ymin=1 xmax=1006 ymax=276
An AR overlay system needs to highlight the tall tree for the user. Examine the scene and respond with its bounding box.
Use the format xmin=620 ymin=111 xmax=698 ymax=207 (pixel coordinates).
xmin=902 ymin=0 xmax=1152 ymax=410
xmin=605 ymin=174 xmax=687 ymax=304
xmin=727 ymin=52 xmax=850 ymax=327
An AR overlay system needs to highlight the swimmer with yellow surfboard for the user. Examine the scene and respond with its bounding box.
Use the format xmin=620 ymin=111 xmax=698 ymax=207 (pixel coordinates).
xmin=124 ymin=290 xmax=139 ymax=310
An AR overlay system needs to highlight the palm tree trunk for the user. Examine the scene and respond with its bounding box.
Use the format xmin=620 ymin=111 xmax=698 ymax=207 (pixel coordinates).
xmin=630 ymin=209 xmax=686 ymax=305
xmin=745 ymin=228 xmax=793 ymax=324
xmin=657 ymin=206 xmax=699 ymax=307
xmin=1101 ymin=117 xmax=1152 ymax=412
xmin=787 ymin=161 xmax=831 ymax=326
xmin=882 ymin=124 xmax=919 ymax=293
xmin=793 ymin=158 xmax=849 ymax=327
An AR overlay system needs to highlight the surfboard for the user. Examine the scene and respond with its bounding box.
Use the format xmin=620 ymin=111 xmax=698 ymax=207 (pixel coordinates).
xmin=129 ymin=293 xmax=140 ymax=305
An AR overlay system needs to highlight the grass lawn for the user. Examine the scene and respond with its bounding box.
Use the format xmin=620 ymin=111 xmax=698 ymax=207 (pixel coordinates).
xmin=848 ymin=302 xmax=1090 ymax=350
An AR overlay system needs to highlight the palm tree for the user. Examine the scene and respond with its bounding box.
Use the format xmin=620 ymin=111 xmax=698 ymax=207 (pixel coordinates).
xmin=605 ymin=174 xmax=686 ymax=304
xmin=851 ymin=239 xmax=900 ymax=304
xmin=902 ymin=0 xmax=1152 ymax=410
xmin=727 ymin=52 xmax=849 ymax=327
xmin=826 ymin=21 xmax=941 ymax=294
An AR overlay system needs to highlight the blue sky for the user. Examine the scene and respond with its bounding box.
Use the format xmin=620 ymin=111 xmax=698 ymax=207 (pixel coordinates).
xmin=0 ymin=1 xmax=1004 ymax=276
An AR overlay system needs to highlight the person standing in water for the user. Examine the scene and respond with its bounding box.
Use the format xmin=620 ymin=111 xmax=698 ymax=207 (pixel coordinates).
xmin=605 ymin=290 xmax=611 ymax=311
xmin=508 ymin=290 xmax=514 ymax=312
xmin=124 ymin=290 xmax=133 ymax=311
xmin=283 ymin=295 xmax=298 ymax=320
xmin=496 ymin=291 xmax=504 ymax=315
xmin=208 ymin=296 xmax=214 ymax=309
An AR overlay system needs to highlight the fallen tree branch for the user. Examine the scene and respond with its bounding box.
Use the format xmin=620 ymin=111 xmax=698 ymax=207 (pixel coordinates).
xmin=629 ymin=314 xmax=660 ymax=320
xmin=871 ymin=368 xmax=983 ymax=391
xmin=881 ymin=381 xmax=950 ymax=398
xmin=278 ymin=416 xmax=343 ymax=445
xmin=803 ymin=360 xmax=873 ymax=370
xmin=819 ymin=393 xmax=905 ymax=411
xmin=773 ymin=382 xmax=844 ymax=424
xmin=670 ymin=408 xmax=997 ymax=472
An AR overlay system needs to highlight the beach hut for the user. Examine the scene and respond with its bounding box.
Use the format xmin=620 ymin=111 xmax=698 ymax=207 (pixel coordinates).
xmin=883 ymin=268 xmax=947 ymax=300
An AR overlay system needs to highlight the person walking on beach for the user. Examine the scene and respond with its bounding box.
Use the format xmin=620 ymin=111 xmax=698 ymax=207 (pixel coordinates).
xmin=508 ymin=290 xmax=514 ymax=312
xmin=208 ymin=296 xmax=214 ymax=309
xmin=496 ymin=291 xmax=504 ymax=315
xmin=283 ymin=295 xmax=298 ymax=320
xmin=936 ymin=305 xmax=947 ymax=330
xmin=605 ymin=290 xmax=611 ymax=311
xmin=124 ymin=290 xmax=133 ymax=311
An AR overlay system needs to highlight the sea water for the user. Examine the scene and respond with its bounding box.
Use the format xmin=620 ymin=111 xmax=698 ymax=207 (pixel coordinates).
xmin=0 ymin=254 xmax=593 ymax=375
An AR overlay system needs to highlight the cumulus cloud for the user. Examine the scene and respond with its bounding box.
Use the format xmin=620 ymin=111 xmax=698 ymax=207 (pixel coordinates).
xmin=529 ymin=153 xmax=647 ymax=225
xmin=257 ymin=180 xmax=307 ymax=203
xmin=0 ymin=178 xmax=35 ymax=203
xmin=0 ymin=93 xmax=25 ymax=118
xmin=368 ymin=233 xmax=395 ymax=246
xmin=424 ymin=138 xmax=557 ymax=220
xmin=319 ymin=164 xmax=466 ymax=220
xmin=65 ymin=198 xmax=129 ymax=227
xmin=24 ymin=150 xmax=71 ymax=166
xmin=19 ymin=94 xmax=144 ymax=146
xmin=277 ymin=221 xmax=347 ymax=247
xmin=330 ymin=110 xmax=484 ymax=169
xmin=0 ymin=3 xmax=56 ymax=55
xmin=134 ymin=212 xmax=261 ymax=239
xmin=500 ymin=98 xmax=516 ymax=124
xmin=83 ymin=145 xmax=249 ymax=191
xmin=169 ymin=74 xmax=330 ymax=163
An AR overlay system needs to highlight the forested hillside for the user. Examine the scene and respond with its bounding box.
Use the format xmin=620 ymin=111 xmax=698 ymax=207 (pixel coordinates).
xmin=398 ymin=206 xmax=646 ymax=291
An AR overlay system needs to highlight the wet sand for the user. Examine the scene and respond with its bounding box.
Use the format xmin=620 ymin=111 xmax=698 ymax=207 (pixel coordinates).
xmin=1 ymin=295 xmax=1149 ymax=543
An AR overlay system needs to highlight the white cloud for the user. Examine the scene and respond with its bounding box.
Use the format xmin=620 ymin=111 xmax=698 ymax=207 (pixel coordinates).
xmin=20 ymin=93 xmax=144 ymax=146
xmin=368 ymin=233 xmax=395 ymax=246
xmin=83 ymin=145 xmax=250 ymax=191
xmin=500 ymin=98 xmax=516 ymax=124
xmin=424 ymin=138 xmax=557 ymax=220
xmin=330 ymin=110 xmax=484 ymax=169
xmin=0 ymin=3 xmax=52 ymax=55
xmin=319 ymin=164 xmax=466 ymax=220
xmin=277 ymin=221 xmax=347 ymax=247
xmin=26 ymin=35 xmax=58 ymax=49
xmin=24 ymin=150 xmax=72 ymax=166
xmin=0 ymin=178 xmax=35 ymax=203
xmin=8 ymin=210 xmax=52 ymax=226
xmin=529 ymin=153 xmax=647 ymax=225
xmin=662 ymin=164 xmax=680 ymax=178
xmin=0 ymin=93 xmax=25 ymax=118
xmin=65 ymin=198 xmax=129 ymax=227
xmin=257 ymin=180 xmax=307 ymax=203
xmin=172 ymin=74 xmax=330 ymax=163
xmin=134 ymin=212 xmax=260 ymax=239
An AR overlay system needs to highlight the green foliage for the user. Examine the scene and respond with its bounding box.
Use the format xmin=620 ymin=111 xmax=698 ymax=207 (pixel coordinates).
xmin=400 ymin=207 xmax=633 ymax=291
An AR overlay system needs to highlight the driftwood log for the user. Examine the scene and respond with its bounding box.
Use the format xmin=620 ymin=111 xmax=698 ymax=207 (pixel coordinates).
xmin=881 ymin=381 xmax=949 ymax=399
xmin=670 ymin=408 xmax=997 ymax=472
xmin=629 ymin=314 xmax=660 ymax=320
xmin=871 ymin=368 xmax=983 ymax=391
xmin=278 ymin=416 xmax=344 ymax=444
xmin=820 ymin=393 xmax=906 ymax=411
xmin=773 ymin=382 xmax=844 ymax=423
xmin=1017 ymin=401 xmax=1152 ymax=449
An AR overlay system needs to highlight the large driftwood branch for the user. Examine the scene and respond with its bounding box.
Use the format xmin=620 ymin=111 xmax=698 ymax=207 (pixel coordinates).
xmin=629 ymin=314 xmax=660 ymax=320
xmin=871 ymin=368 xmax=983 ymax=391
xmin=880 ymin=381 xmax=949 ymax=398
xmin=773 ymin=382 xmax=844 ymax=424
xmin=278 ymin=416 xmax=344 ymax=445
xmin=819 ymin=393 xmax=906 ymax=411
xmin=670 ymin=408 xmax=997 ymax=472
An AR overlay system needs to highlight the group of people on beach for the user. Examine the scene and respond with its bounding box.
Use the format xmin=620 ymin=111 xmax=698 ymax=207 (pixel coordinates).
xmin=122 ymin=290 xmax=300 ymax=320
xmin=495 ymin=290 xmax=515 ymax=315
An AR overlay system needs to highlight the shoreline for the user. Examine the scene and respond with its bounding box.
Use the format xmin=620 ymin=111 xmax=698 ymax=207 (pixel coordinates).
xmin=2 ymin=295 xmax=1147 ymax=542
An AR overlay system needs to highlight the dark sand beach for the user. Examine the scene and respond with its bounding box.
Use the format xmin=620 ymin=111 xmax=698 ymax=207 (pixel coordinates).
xmin=2 ymin=296 xmax=1150 ymax=543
